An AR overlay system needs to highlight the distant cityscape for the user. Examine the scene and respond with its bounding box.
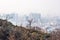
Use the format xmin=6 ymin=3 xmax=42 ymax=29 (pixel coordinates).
xmin=0 ymin=13 xmax=60 ymax=32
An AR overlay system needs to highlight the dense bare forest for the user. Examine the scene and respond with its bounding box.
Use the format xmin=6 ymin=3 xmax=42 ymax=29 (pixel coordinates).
xmin=0 ymin=19 xmax=60 ymax=40
xmin=0 ymin=19 xmax=49 ymax=40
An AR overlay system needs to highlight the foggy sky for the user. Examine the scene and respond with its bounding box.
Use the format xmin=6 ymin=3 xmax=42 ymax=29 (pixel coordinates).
xmin=0 ymin=0 xmax=60 ymax=17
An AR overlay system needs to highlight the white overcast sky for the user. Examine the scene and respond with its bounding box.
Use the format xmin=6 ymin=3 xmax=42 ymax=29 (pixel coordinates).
xmin=0 ymin=0 xmax=60 ymax=17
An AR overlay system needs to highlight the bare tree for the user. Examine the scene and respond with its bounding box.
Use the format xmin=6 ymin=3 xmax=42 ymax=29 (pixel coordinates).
xmin=3 ymin=14 xmax=14 ymax=30
xmin=27 ymin=18 xmax=33 ymax=29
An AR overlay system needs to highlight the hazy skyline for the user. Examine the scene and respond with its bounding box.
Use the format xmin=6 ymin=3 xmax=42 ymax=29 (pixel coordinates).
xmin=0 ymin=0 xmax=60 ymax=17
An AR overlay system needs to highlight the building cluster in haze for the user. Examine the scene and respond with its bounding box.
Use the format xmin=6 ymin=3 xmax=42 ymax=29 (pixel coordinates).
xmin=0 ymin=13 xmax=60 ymax=33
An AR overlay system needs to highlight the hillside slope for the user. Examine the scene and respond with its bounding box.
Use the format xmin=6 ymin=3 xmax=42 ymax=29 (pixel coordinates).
xmin=0 ymin=19 xmax=50 ymax=40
